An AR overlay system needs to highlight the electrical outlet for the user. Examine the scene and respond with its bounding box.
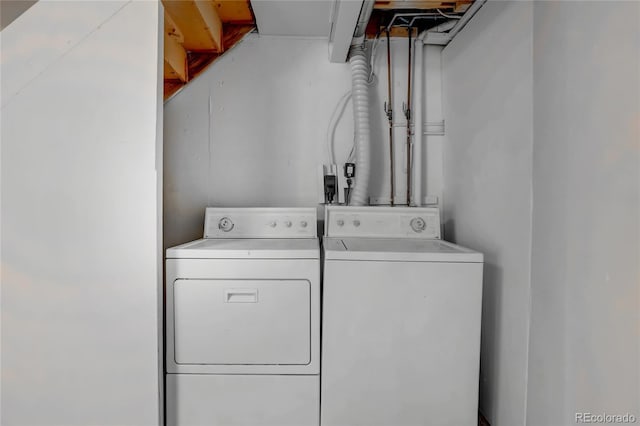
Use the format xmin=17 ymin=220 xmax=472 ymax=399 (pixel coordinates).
xmin=319 ymin=164 xmax=342 ymax=205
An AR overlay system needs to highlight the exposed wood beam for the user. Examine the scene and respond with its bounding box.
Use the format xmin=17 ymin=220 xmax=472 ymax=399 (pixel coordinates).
xmin=164 ymin=30 xmax=188 ymax=83
xmin=163 ymin=0 xmax=224 ymax=52
xmin=164 ymin=24 xmax=253 ymax=101
xmin=386 ymin=26 xmax=418 ymax=37
xmin=195 ymin=0 xmax=224 ymax=52
xmin=454 ymin=0 xmax=473 ymax=13
xmin=162 ymin=0 xmax=254 ymax=101
xmin=212 ymin=0 xmax=253 ymax=24
xmin=164 ymin=9 xmax=184 ymax=44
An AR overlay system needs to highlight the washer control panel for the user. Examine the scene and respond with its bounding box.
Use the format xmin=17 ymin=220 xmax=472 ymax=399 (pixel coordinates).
xmin=325 ymin=206 xmax=441 ymax=239
xmin=204 ymin=208 xmax=317 ymax=239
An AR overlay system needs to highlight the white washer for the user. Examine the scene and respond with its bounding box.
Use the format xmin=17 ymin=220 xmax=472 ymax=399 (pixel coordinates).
xmin=166 ymin=208 xmax=320 ymax=426
xmin=321 ymin=206 xmax=483 ymax=426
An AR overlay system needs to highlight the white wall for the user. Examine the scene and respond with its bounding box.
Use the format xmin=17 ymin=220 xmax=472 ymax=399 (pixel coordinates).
xmin=164 ymin=35 xmax=347 ymax=246
xmin=164 ymin=34 xmax=442 ymax=247
xmin=442 ymin=2 xmax=534 ymax=425
xmin=443 ymin=1 xmax=640 ymax=425
xmin=527 ymin=2 xmax=640 ymax=424
xmin=423 ymin=44 xmax=445 ymax=207
xmin=1 ymin=1 xmax=163 ymax=424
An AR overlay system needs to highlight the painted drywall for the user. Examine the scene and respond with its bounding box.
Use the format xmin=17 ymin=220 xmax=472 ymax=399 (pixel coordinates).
xmin=164 ymin=34 xmax=442 ymax=247
xmin=1 ymin=1 xmax=163 ymax=424
xmin=251 ymin=0 xmax=332 ymax=37
xmin=443 ymin=1 xmax=639 ymax=425
xmin=442 ymin=2 xmax=534 ymax=425
xmin=423 ymin=44 xmax=445 ymax=207
xmin=527 ymin=2 xmax=640 ymax=424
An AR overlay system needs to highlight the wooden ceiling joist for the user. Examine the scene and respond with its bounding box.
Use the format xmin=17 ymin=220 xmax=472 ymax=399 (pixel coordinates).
xmin=368 ymin=0 xmax=475 ymax=37
xmin=164 ymin=9 xmax=184 ymax=44
xmin=163 ymin=0 xmax=224 ymax=52
xmin=164 ymin=29 xmax=188 ymax=83
xmin=454 ymin=1 xmax=473 ymax=12
xmin=194 ymin=0 xmax=225 ymax=52
xmin=212 ymin=0 xmax=254 ymax=24
xmin=162 ymin=0 xmax=255 ymax=100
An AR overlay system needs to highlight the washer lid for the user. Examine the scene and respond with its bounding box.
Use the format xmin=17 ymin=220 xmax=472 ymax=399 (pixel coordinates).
xmin=323 ymin=238 xmax=483 ymax=263
xmin=167 ymin=238 xmax=320 ymax=259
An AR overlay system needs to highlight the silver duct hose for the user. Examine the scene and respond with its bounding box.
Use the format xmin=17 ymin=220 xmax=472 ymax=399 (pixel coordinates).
xmin=348 ymin=45 xmax=370 ymax=206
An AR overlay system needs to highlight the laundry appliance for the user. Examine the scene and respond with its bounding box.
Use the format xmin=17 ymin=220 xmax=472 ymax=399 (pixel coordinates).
xmin=321 ymin=206 xmax=483 ymax=426
xmin=166 ymin=207 xmax=320 ymax=426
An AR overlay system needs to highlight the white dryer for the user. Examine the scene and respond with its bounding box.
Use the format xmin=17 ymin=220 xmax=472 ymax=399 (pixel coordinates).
xmin=166 ymin=208 xmax=320 ymax=426
xmin=321 ymin=206 xmax=483 ymax=426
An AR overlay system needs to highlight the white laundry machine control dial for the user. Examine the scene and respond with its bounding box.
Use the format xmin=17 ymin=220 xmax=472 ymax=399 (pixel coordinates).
xmin=218 ymin=217 xmax=234 ymax=232
xmin=284 ymin=221 xmax=292 ymax=228
xmin=300 ymin=221 xmax=308 ymax=228
xmin=410 ymin=217 xmax=426 ymax=232
xmin=268 ymin=221 xmax=277 ymax=228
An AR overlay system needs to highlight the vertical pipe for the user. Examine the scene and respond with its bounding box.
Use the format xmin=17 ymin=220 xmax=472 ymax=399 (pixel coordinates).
xmin=405 ymin=27 xmax=413 ymax=206
xmin=411 ymin=38 xmax=423 ymax=206
xmin=386 ymin=30 xmax=395 ymax=206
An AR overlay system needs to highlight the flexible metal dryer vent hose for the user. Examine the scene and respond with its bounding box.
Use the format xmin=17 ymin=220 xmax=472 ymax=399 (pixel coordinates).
xmin=348 ymin=45 xmax=371 ymax=206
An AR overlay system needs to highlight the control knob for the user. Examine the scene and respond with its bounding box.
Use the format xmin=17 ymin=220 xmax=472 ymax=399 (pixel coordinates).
xmin=410 ymin=217 xmax=426 ymax=233
xmin=218 ymin=217 xmax=234 ymax=232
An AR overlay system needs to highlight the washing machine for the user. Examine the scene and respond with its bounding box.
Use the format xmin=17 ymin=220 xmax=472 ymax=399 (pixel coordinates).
xmin=166 ymin=207 xmax=320 ymax=426
xmin=321 ymin=206 xmax=483 ymax=426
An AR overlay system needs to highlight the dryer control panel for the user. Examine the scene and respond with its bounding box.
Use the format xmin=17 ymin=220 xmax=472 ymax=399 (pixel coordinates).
xmin=324 ymin=206 xmax=441 ymax=239
xmin=204 ymin=207 xmax=317 ymax=239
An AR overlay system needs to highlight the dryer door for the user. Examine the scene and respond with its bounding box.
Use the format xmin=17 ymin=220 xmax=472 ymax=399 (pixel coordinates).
xmin=172 ymin=279 xmax=311 ymax=365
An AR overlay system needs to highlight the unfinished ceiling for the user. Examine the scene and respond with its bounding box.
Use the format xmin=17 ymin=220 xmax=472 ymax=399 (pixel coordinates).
xmin=163 ymin=0 xmax=255 ymax=100
xmin=368 ymin=0 xmax=475 ymax=36
xmin=162 ymin=0 xmax=478 ymax=99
